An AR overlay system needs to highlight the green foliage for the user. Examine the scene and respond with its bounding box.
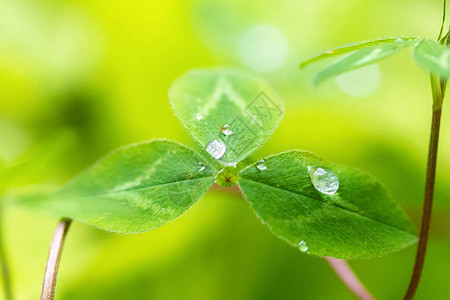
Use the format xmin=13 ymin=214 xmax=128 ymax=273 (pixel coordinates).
xmin=18 ymin=140 xmax=216 ymax=233
xmin=300 ymin=37 xmax=418 ymax=68
xmin=169 ymin=68 xmax=284 ymax=166
xmin=301 ymin=33 xmax=450 ymax=84
xmin=239 ymin=151 xmax=417 ymax=259
xmin=312 ymin=38 xmax=416 ymax=85
xmin=414 ymin=39 xmax=450 ymax=78
xmin=17 ymin=67 xmax=417 ymax=258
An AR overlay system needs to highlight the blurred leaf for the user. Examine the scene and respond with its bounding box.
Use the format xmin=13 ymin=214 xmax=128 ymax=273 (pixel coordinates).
xmin=17 ymin=140 xmax=216 ymax=233
xmin=414 ymin=39 xmax=450 ymax=77
xmin=0 ymin=131 xmax=77 ymax=191
xmin=313 ymin=38 xmax=416 ymax=85
xmin=238 ymin=150 xmax=417 ymax=259
xmin=169 ymin=68 xmax=284 ymax=166
xmin=301 ymin=37 xmax=418 ymax=68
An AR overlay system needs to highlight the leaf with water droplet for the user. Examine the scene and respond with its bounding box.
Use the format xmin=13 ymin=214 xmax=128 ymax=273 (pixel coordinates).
xmin=312 ymin=38 xmax=416 ymax=85
xmin=300 ymin=36 xmax=418 ymax=68
xmin=169 ymin=68 xmax=284 ymax=166
xmin=414 ymin=39 xmax=450 ymax=78
xmin=238 ymin=150 xmax=417 ymax=259
xmin=16 ymin=140 xmax=216 ymax=233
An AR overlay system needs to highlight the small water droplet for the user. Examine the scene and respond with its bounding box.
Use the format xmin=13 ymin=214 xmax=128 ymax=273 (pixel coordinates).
xmin=224 ymin=162 xmax=237 ymax=167
xmin=198 ymin=162 xmax=206 ymax=171
xmin=395 ymin=37 xmax=404 ymax=42
xmin=206 ymin=140 xmax=226 ymax=159
xmin=296 ymin=240 xmax=308 ymax=252
xmin=309 ymin=167 xmax=339 ymax=195
xmin=221 ymin=124 xmax=233 ymax=136
xmin=256 ymin=159 xmax=267 ymax=171
xmin=195 ymin=113 xmax=203 ymax=120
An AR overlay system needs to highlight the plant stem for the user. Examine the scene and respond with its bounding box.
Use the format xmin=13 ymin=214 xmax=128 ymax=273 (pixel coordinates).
xmin=403 ymin=76 xmax=445 ymax=300
xmin=41 ymin=218 xmax=71 ymax=300
xmin=326 ymin=257 xmax=375 ymax=300
xmin=0 ymin=205 xmax=13 ymax=300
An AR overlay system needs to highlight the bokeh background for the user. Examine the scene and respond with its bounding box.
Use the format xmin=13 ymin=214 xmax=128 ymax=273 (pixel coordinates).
xmin=1 ymin=0 xmax=450 ymax=299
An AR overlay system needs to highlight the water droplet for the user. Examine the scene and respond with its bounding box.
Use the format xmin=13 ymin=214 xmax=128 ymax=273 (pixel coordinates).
xmin=395 ymin=37 xmax=404 ymax=43
xmin=256 ymin=159 xmax=267 ymax=171
xmin=221 ymin=124 xmax=233 ymax=136
xmin=224 ymin=162 xmax=237 ymax=167
xmin=309 ymin=167 xmax=339 ymax=195
xmin=206 ymin=140 xmax=226 ymax=159
xmin=296 ymin=240 xmax=308 ymax=252
xmin=198 ymin=162 xmax=206 ymax=171
xmin=195 ymin=113 xmax=203 ymax=120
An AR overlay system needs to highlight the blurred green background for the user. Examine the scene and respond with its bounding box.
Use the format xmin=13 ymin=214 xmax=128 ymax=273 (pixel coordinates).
xmin=1 ymin=0 xmax=450 ymax=299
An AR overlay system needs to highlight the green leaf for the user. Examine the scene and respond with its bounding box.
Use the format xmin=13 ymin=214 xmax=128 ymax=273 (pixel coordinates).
xmin=300 ymin=37 xmax=418 ymax=68
xmin=169 ymin=68 xmax=284 ymax=166
xmin=17 ymin=140 xmax=216 ymax=234
xmin=414 ymin=39 xmax=450 ymax=77
xmin=313 ymin=38 xmax=417 ymax=85
xmin=238 ymin=150 xmax=417 ymax=259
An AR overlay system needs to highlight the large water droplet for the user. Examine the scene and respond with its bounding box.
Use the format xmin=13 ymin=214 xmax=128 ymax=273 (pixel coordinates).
xmin=256 ymin=159 xmax=267 ymax=171
xmin=221 ymin=124 xmax=233 ymax=136
xmin=296 ymin=240 xmax=308 ymax=252
xmin=309 ymin=167 xmax=339 ymax=195
xmin=206 ymin=140 xmax=226 ymax=159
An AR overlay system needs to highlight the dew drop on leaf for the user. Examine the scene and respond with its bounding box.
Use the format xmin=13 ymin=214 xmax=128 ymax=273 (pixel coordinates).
xmin=195 ymin=113 xmax=203 ymax=120
xmin=256 ymin=159 xmax=267 ymax=171
xmin=221 ymin=124 xmax=233 ymax=136
xmin=206 ymin=139 xmax=226 ymax=159
xmin=198 ymin=162 xmax=206 ymax=171
xmin=224 ymin=162 xmax=237 ymax=167
xmin=296 ymin=240 xmax=308 ymax=252
xmin=309 ymin=167 xmax=339 ymax=195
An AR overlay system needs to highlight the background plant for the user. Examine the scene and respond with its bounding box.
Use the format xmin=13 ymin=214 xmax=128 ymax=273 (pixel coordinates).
xmin=1 ymin=0 xmax=450 ymax=299
xmin=300 ymin=1 xmax=450 ymax=298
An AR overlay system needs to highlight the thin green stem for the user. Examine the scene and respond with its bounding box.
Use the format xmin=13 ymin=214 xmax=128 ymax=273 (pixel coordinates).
xmin=0 ymin=205 xmax=13 ymax=300
xmin=41 ymin=218 xmax=71 ymax=300
xmin=403 ymin=76 xmax=445 ymax=299
xmin=437 ymin=0 xmax=447 ymax=40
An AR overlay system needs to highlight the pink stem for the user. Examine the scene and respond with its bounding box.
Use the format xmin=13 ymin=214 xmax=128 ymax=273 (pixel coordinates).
xmin=326 ymin=257 xmax=375 ymax=300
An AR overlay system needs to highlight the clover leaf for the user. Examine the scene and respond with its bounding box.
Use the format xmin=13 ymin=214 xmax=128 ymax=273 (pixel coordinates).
xmin=16 ymin=68 xmax=416 ymax=259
